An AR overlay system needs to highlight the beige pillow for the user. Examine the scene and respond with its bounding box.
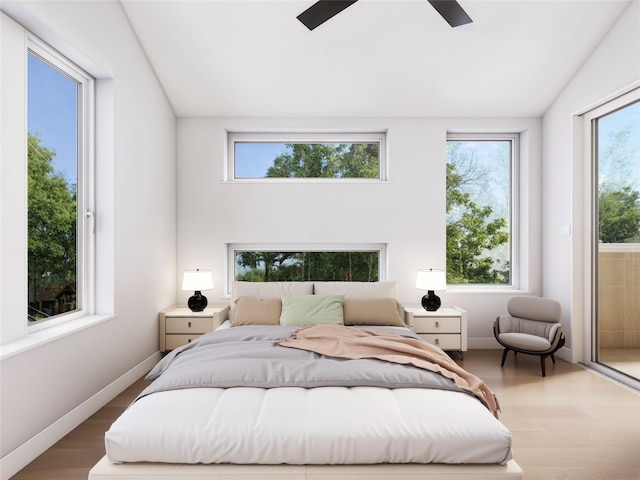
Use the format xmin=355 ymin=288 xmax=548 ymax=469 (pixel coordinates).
xmin=231 ymin=296 xmax=282 ymax=326
xmin=343 ymin=297 xmax=405 ymax=326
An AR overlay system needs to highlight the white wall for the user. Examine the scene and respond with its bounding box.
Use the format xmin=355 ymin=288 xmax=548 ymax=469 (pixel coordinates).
xmin=0 ymin=2 xmax=176 ymax=477
xmin=542 ymin=0 xmax=640 ymax=362
xmin=177 ymin=117 xmax=542 ymax=347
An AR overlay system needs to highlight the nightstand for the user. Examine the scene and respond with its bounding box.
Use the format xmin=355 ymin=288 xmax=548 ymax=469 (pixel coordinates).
xmin=159 ymin=305 xmax=230 ymax=352
xmin=404 ymin=306 xmax=467 ymax=359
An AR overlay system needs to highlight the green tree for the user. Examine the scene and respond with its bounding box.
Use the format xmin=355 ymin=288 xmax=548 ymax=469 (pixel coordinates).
xmin=235 ymin=251 xmax=379 ymax=282
xmin=28 ymin=133 xmax=77 ymax=316
xmin=597 ymin=119 xmax=640 ymax=244
xmin=446 ymin=151 xmax=510 ymax=284
xmin=235 ymin=252 xmax=297 ymax=282
xmin=265 ymin=143 xmax=379 ymax=179
xmin=599 ymin=187 xmax=640 ymax=243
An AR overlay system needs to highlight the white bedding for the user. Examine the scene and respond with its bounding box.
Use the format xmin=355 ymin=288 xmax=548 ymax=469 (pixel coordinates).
xmin=105 ymin=385 xmax=512 ymax=465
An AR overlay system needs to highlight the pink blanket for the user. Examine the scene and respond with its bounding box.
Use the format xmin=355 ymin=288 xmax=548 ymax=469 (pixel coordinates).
xmin=276 ymin=324 xmax=500 ymax=418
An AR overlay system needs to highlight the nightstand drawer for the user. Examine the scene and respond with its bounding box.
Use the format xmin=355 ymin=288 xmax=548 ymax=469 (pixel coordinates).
xmin=165 ymin=317 xmax=212 ymax=334
xmin=160 ymin=305 xmax=230 ymax=352
xmin=417 ymin=334 xmax=461 ymax=351
xmin=165 ymin=334 xmax=201 ymax=350
xmin=412 ymin=317 xmax=461 ymax=334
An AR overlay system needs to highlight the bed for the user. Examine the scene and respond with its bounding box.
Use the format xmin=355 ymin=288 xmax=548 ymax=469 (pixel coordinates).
xmin=89 ymin=281 xmax=523 ymax=479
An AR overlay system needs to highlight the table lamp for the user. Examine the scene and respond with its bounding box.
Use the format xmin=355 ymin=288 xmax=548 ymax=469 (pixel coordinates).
xmin=182 ymin=269 xmax=213 ymax=312
xmin=416 ymin=268 xmax=446 ymax=311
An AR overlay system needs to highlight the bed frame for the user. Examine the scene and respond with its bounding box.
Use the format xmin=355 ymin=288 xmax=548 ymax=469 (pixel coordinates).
xmin=89 ymin=456 xmax=524 ymax=479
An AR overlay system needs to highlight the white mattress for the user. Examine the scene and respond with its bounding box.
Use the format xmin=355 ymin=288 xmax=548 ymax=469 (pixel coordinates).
xmin=105 ymin=385 xmax=512 ymax=465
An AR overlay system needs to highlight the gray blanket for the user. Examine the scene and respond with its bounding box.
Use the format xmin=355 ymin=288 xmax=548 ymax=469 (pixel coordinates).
xmin=139 ymin=325 xmax=469 ymax=401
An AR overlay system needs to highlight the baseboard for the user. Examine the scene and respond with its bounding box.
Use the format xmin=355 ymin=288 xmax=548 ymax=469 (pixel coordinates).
xmin=0 ymin=351 xmax=161 ymax=480
xmin=555 ymin=345 xmax=572 ymax=362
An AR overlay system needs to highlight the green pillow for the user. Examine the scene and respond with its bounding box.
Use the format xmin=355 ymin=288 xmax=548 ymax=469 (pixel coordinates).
xmin=280 ymin=295 xmax=345 ymax=326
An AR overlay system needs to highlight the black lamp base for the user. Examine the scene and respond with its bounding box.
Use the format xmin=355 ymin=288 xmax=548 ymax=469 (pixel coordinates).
xmin=187 ymin=291 xmax=208 ymax=312
xmin=421 ymin=290 xmax=441 ymax=311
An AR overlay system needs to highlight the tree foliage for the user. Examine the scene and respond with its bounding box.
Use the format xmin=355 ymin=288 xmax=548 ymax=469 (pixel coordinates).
xmin=446 ymin=145 xmax=510 ymax=284
xmin=236 ymin=251 xmax=378 ymax=282
xmin=28 ymin=133 xmax=77 ymax=314
xmin=265 ymin=143 xmax=379 ymax=179
xmin=599 ymin=186 xmax=640 ymax=243
xmin=598 ymin=121 xmax=640 ymax=244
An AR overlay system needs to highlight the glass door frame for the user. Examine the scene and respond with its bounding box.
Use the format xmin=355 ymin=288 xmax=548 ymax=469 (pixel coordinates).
xmin=582 ymin=87 xmax=640 ymax=390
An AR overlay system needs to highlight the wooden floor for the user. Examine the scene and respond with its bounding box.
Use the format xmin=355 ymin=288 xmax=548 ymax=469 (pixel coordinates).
xmin=11 ymin=350 xmax=640 ymax=480
xmin=600 ymin=347 xmax=640 ymax=379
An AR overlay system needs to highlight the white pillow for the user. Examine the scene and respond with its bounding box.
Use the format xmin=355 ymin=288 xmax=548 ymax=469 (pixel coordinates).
xmin=231 ymin=281 xmax=314 ymax=302
xmin=313 ymin=281 xmax=396 ymax=298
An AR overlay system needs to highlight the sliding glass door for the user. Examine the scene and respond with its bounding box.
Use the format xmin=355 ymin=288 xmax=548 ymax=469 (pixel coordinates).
xmin=586 ymin=89 xmax=640 ymax=386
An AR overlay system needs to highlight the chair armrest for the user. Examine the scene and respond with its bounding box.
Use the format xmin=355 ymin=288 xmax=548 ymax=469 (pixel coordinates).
xmin=547 ymin=322 xmax=564 ymax=345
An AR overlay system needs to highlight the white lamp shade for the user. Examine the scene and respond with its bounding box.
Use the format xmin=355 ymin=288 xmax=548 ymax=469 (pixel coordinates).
xmin=416 ymin=269 xmax=446 ymax=291
xmin=182 ymin=269 xmax=213 ymax=291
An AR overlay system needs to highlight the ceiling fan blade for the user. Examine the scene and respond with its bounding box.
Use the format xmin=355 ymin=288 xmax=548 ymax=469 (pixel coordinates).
xmin=427 ymin=0 xmax=472 ymax=27
xmin=297 ymin=1 xmax=359 ymax=31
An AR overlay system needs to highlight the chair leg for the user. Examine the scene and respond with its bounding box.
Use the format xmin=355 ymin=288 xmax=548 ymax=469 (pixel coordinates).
xmin=551 ymin=353 xmax=556 ymax=364
xmin=540 ymin=355 xmax=546 ymax=377
xmin=501 ymin=348 xmax=509 ymax=367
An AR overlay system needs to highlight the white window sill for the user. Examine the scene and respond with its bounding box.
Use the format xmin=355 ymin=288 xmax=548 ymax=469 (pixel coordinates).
xmin=222 ymin=179 xmax=392 ymax=185
xmin=0 ymin=314 xmax=117 ymax=360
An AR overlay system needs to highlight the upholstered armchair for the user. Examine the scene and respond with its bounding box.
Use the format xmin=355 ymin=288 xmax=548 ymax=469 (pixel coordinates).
xmin=493 ymin=296 xmax=565 ymax=377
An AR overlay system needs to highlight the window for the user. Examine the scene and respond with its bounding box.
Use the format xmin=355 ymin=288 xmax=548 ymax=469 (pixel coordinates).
xmin=446 ymin=134 xmax=517 ymax=286
xmin=27 ymin=38 xmax=94 ymax=328
xmin=228 ymin=132 xmax=386 ymax=180
xmin=229 ymin=244 xmax=384 ymax=286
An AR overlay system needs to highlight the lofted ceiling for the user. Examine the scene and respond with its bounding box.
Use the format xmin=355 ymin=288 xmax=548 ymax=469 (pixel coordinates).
xmin=120 ymin=0 xmax=632 ymax=118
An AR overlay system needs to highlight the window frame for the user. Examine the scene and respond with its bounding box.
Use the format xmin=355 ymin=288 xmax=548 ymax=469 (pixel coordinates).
xmin=226 ymin=131 xmax=387 ymax=182
xmin=445 ymin=133 xmax=520 ymax=290
xmin=27 ymin=35 xmax=96 ymax=332
xmin=226 ymin=243 xmax=387 ymax=294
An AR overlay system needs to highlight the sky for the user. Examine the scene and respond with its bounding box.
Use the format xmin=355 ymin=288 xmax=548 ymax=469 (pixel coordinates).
xmin=598 ymin=100 xmax=640 ymax=191
xmin=235 ymin=142 xmax=289 ymax=178
xmin=28 ymin=52 xmax=78 ymax=185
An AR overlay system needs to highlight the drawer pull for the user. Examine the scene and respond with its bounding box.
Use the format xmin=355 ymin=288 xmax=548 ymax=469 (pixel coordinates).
xmin=435 ymin=321 xmax=439 ymax=328
xmin=188 ymin=321 xmax=192 ymax=328
xmin=188 ymin=338 xmax=192 ymax=343
xmin=435 ymin=338 xmax=439 ymax=344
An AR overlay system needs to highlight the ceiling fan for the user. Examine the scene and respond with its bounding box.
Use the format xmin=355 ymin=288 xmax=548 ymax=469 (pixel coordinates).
xmin=297 ymin=0 xmax=472 ymax=31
